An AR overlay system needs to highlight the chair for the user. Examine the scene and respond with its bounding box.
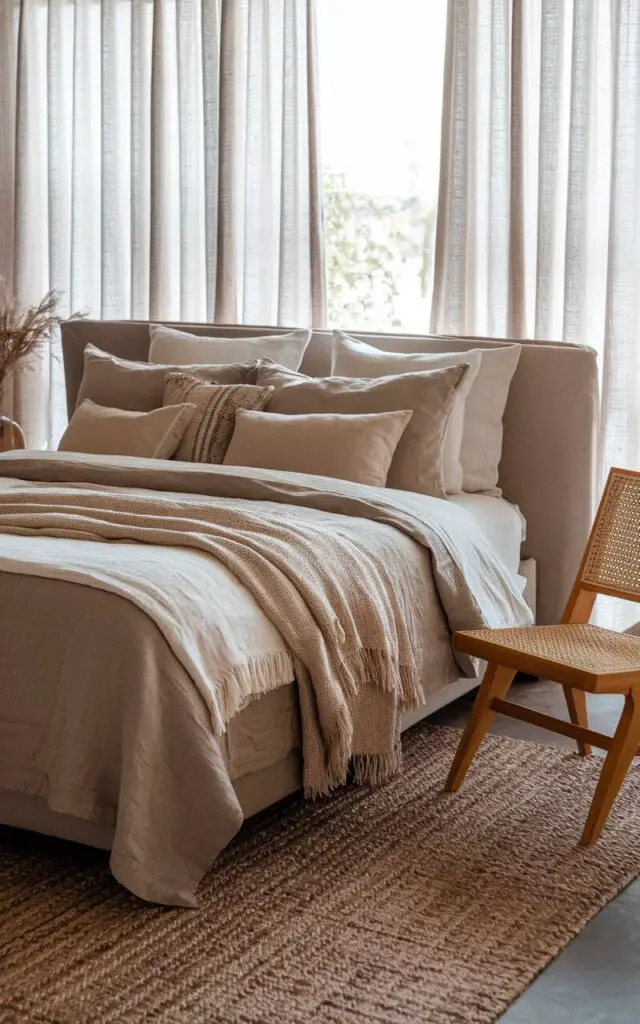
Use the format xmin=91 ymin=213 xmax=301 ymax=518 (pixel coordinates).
xmin=445 ymin=467 xmax=640 ymax=844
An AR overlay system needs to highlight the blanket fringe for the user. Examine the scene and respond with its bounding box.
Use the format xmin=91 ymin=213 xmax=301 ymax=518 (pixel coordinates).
xmin=341 ymin=647 xmax=423 ymax=711
xmin=216 ymin=650 xmax=295 ymax=732
xmin=352 ymin=745 xmax=403 ymax=787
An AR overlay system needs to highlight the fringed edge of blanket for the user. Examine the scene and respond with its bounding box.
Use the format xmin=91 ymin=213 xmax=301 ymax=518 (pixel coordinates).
xmin=341 ymin=647 xmax=424 ymax=711
xmin=214 ymin=650 xmax=295 ymax=733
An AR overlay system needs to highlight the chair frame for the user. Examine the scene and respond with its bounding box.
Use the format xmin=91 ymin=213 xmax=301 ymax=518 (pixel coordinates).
xmin=445 ymin=467 xmax=640 ymax=845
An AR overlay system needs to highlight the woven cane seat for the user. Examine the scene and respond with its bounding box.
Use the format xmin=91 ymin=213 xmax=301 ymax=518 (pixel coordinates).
xmin=454 ymin=623 xmax=640 ymax=691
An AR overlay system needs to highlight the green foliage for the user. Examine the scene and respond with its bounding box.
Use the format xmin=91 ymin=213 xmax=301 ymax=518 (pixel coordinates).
xmin=323 ymin=170 xmax=436 ymax=330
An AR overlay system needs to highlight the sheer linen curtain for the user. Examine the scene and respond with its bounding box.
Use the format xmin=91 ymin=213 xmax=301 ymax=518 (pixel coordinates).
xmin=431 ymin=0 xmax=640 ymax=481
xmin=0 ymin=0 xmax=325 ymax=448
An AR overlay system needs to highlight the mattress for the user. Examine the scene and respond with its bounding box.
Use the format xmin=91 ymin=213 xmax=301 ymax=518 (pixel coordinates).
xmin=0 ymin=494 xmax=526 ymax=851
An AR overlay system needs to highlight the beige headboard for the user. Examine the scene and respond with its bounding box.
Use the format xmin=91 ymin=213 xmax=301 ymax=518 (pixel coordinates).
xmin=61 ymin=320 xmax=599 ymax=625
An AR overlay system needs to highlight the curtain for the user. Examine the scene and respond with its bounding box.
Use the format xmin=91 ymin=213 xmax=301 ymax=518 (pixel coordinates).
xmin=431 ymin=0 xmax=640 ymax=480
xmin=0 ymin=0 xmax=326 ymax=448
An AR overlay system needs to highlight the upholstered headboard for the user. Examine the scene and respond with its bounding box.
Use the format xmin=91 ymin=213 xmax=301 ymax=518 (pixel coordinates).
xmin=61 ymin=320 xmax=599 ymax=625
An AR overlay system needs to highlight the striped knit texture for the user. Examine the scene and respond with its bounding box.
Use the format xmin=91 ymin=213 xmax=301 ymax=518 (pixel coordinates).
xmin=2 ymin=725 xmax=640 ymax=1023
xmin=164 ymin=374 xmax=274 ymax=463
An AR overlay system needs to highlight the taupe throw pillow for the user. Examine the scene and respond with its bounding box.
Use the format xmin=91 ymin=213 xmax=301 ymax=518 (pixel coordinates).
xmin=224 ymin=408 xmax=413 ymax=487
xmin=58 ymin=399 xmax=195 ymax=459
xmin=164 ymin=373 xmax=274 ymax=463
xmin=76 ymin=344 xmax=259 ymax=412
xmin=254 ymin=364 xmax=466 ymax=498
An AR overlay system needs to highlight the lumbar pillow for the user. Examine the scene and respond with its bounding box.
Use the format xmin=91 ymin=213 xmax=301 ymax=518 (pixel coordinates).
xmin=224 ymin=408 xmax=412 ymax=488
xmin=254 ymin=363 xmax=466 ymax=498
xmin=332 ymin=331 xmax=521 ymax=495
xmin=58 ymin=399 xmax=195 ymax=459
xmin=332 ymin=331 xmax=481 ymax=494
xmin=164 ymin=373 xmax=274 ymax=463
xmin=149 ymin=324 xmax=311 ymax=371
xmin=75 ymin=344 xmax=255 ymax=413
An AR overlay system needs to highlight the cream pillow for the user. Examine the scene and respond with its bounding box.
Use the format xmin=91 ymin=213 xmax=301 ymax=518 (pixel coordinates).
xmin=58 ymin=399 xmax=195 ymax=459
xmin=332 ymin=331 xmax=481 ymax=493
xmin=332 ymin=331 xmax=521 ymax=494
xmin=76 ymin=343 xmax=257 ymax=412
xmin=149 ymin=324 xmax=311 ymax=371
xmin=255 ymin=363 xmax=466 ymax=498
xmin=164 ymin=373 xmax=274 ymax=463
xmin=224 ymin=409 xmax=412 ymax=487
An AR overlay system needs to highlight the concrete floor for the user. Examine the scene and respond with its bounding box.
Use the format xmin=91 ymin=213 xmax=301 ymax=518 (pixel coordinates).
xmin=428 ymin=680 xmax=640 ymax=1023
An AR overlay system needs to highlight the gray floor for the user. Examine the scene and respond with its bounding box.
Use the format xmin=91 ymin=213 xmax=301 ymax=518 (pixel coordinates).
xmin=428 ymin=681 xmax=640 ymax=1023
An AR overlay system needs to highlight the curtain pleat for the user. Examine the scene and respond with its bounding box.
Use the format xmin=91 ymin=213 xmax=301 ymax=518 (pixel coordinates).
xmin=432 ymin=0 xmax=640 ymax=482
xmin=1 ymin=0 xmax=325 ymax=446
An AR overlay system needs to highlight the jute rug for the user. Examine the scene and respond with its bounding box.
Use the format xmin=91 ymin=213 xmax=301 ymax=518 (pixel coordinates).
xmin=2 ymin=725 xmax=640 ymax=1024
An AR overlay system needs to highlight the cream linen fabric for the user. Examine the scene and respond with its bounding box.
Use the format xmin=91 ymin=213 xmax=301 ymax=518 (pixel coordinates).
xmin=163 ymin=375 xmax=273 ymax=464
xmin=224 ymin=409 xmax=412 ymax=487
xmin=150 ymin=325 xmax=312 ymax=372
xmin=58 ymin=400 xmax=195 ymax=460
xmin=76 ymin=344 xmax=256 ymax=412
xmin=256 ymin=364 xmax=465 ymax=498
xmin=331 ymin=332 xmax=482 ymax=494
xmin=0 ymin=452 xmax=532 ymax=786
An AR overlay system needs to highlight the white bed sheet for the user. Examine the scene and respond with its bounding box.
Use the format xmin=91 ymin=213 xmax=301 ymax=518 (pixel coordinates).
xmin=448 ymin=494 xmax=525 ymax=578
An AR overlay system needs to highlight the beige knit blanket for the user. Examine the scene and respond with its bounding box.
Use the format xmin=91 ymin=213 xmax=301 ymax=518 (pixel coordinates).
xmin=0 ymin=453 xmax=532 ymax=797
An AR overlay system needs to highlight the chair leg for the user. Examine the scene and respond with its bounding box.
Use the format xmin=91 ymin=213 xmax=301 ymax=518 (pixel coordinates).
xmin=445 ymin=663 xmax=516 ymax=793
xmin=581 ymin=690 xmax=640 ymax=845
xmin=563 ymin=686 xmax=592 ymax=756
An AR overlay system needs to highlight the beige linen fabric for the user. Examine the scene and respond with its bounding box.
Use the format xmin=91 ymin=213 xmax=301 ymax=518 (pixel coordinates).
xmin=331 ymin=331 xmax=482 ymax=494
xmin=58 ymin=400 xmax=195 ymax=459
xmin=224 ymin=408 xmax=412 ymax=487
xmin=163 ymin=374 xmax=273 ymax=463
xmin=76 ymin=344 xmax=256 ymax=412
xmin=150 ymin=325 xmax=312 ymax=371
xmin=256 ymin=363 xmax=465 ymax=498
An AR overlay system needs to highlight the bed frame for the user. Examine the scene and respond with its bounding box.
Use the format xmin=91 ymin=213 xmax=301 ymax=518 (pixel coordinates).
xmin=0 ymin=322 xmax=600 ymax=851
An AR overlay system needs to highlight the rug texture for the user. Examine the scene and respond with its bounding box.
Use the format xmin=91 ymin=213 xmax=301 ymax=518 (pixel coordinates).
xmin=1 ymin=724 xmax=640 ymax=1024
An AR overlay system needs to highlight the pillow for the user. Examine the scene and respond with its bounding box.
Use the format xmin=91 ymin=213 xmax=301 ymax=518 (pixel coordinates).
xmin=76 ymin=343 xmax=255 ymax=413
xmin=332 ymin=331 xmax=482 ymax=494
xmin=149 ymin=324 xmax=311 ymax=372
xmin=58 ymin=399 xmax=195 ymax=459
xmin=224 ymin=409 xmax=412 ymax=487
xmin=255 ymin=363 xmax=466 ymax=498
xmin=333 ymin=331 xmax=521 ymax=494
xmin=164 ymin=373 xmax=274 ymax=463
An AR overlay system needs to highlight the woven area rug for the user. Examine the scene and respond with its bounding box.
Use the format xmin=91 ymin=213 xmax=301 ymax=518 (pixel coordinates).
xmin=2 ymin=724 xmax=640 ymax=1024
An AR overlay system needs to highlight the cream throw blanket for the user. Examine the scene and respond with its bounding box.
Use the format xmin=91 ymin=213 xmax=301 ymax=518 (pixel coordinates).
xmin=0 ymin=453 xmax=532 ymax=798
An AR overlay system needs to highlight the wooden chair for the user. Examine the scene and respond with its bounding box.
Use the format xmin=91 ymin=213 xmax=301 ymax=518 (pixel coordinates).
xmin=445 ymin=467 xmax=640 ymax=844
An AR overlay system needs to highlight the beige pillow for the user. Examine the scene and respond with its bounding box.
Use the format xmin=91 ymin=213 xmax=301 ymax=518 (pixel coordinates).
xmin=164 ymin=373 xmax=274 ymax=463
xmin=332 ymin=332 xmax=522 ymax=494
xmin=224 ymin=409 xmax=412 ymax=487
xmin=332 ymin=332 xmax=482 ymax=494
xmin=255 ymin=364 xmax=466 ymax=498
xmin=58 ymin=399 xmax=195 ymax=459
xmin=76 ymin=344 xmax=257 ymax=412
xmin=149 ymin=324 xmax=311 ymax=371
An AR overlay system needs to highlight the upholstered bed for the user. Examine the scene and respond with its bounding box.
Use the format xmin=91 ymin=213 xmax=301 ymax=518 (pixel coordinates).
xmin=0 ymin=322 xmax=599 ymax=905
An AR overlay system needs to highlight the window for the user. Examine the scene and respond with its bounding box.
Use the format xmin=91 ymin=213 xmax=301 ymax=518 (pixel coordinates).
xmin=317 ymin=0 xmax=447 ymax=333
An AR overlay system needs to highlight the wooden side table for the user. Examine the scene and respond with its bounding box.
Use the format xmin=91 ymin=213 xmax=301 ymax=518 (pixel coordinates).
xmin=0 ymin=417 xmax=25 ymax=452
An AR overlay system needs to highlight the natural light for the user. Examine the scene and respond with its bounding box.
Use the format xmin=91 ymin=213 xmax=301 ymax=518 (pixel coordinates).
xmin=317 ymin=0 xmax=448 ymax=333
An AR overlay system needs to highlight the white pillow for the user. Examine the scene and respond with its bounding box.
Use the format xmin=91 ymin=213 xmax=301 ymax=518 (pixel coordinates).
xmin=332 ymin=331 xmax=521 ymax=495
xmin=332 ymin=331 xmax=481 ymax=494
xmin=149 ymin=324 xmax=311 ymax=371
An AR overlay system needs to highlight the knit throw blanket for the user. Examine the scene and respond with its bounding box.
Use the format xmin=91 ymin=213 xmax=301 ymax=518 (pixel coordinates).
xmin=0 ymin=454 xmax=532 ymax=797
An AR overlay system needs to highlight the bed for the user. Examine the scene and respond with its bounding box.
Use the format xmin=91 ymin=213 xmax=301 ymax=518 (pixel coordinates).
xmin=0 ymin=322 xmax=599 ymax=905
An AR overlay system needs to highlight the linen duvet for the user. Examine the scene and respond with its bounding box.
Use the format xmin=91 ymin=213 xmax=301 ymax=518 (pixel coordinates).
xmin=0 ymin=452 xmax=531 ymax=905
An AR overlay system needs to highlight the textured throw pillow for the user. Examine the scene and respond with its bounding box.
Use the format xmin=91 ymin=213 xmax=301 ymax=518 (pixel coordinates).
xmin=149 ymin=324 xmax=311 ymax=371
xmin=255 ymin=364 xmax=466 ymax=498
xmin=332 ymin=331 xmax=521 ymax=494
xmin=332 ymin=331 xmax=482 ymax=494
xmin=76 ymin=344 xmax=255 ymax=413
xmin=58 ymin=399 xmax=195 ymax=459
xmin=224 ymin=409 xmax=412 ymax=487
xmin=164 ymin=373 xmax=274 ymax=463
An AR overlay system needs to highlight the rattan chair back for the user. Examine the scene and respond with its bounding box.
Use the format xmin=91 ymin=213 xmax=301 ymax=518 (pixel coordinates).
xmin=580 ymin=468 xmax=640 ymax=603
